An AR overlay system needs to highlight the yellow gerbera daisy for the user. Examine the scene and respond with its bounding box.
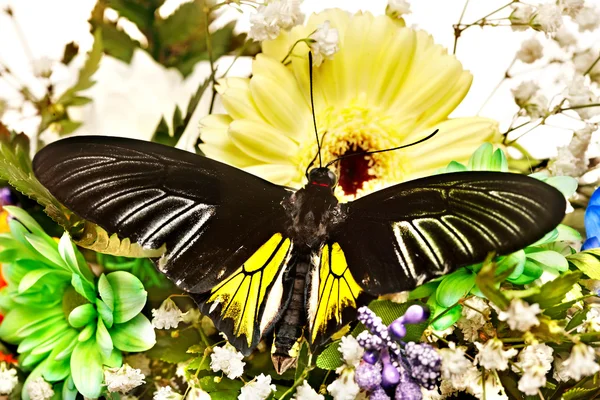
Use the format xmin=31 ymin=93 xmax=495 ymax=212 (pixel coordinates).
xmin=200 ymin=9 xmax=500 ymax=199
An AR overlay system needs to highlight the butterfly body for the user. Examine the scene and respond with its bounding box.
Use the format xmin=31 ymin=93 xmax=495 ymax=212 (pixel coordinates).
xmin=32 ymin=137 xmax=566 ymax=373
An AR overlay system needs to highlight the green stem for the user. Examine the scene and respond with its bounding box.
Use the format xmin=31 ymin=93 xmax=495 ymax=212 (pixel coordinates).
xmin=584 ymin=53 xmax=600 ymax=76
xmin=278 ymin=366 xmax=314 ymax=400
xmin=203 ymin=5 xmax=218 ymax=114
xmin=561 ymin=103 xmax=600 ymax=111
xmin=453 ymin=0 xmax=471 ymax=54
xmin=281 ymin=38 xmax=314 ymax=64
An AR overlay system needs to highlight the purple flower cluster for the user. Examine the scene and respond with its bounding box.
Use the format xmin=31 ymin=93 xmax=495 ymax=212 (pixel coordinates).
xmin=354 ymin=305 xmax=441 ymax=400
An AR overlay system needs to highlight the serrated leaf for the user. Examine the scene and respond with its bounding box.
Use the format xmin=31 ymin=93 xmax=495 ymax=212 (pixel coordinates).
xmin=475 ymin=255 xmax=512 ymax=310
xmin=186 ymin=355 xmax=210 ymax=371
xmin=157 ymin=1 xmax=205 ymax=47
xmin=95 ymin=22 xmax=140 ymax=63
xmin=566 ymin=308 xmax=588 ymax=331
xmin=316 ymin=339 xmax=344 ymax=370
xmin=563 ymin=387 xmax=599 ymax=400
xmin=526 ymin=271 xmax=582 ymax=309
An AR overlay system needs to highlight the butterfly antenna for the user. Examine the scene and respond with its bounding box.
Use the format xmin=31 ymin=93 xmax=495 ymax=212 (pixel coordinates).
xmin=325 ymin=129 xmax=440 ymax=168
xmin=305 ymin=131 xmax=329 ymax=179
xmin=308 ymin=52 xmax=322 ymax=168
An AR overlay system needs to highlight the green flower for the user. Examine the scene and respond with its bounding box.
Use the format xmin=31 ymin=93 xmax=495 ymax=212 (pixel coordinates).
xmin=413 ymin=144 xmax=580 ymax=330
xmin=0 ymin=207 xmax=156 ymax=398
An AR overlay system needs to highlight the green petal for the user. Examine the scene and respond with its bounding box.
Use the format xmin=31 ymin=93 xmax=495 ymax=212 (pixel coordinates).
xmin=444 ymin=161 xmax=467 ymax=173
xmin=110 ymin=314 xmax=156 ymax=352
xmin=103 ymin=348 xmax=122 ymax=367
xmin=18 ymin=320 xmax=70 ymax=354
xmin=71 ymin=339 xmax=104 ymax=399
xmin=0 ymin=307 xmax=63 ymax=343
xmin=24 ymin=233 xmax=66 ymax=270
xmin=4 ymin=206 xmax=47 ymax=237
xmin=58 ymin=233 xmax=81 ymax=275
xmin=106 ymin=271 xmax=147 ymax=324
xmin=43 ymin=331 xmax=77 ymax=381
xmin=96 ymin=298 xmax=114 ymax=328
xmin=96 ymin=318 xmax=114 ymax=359
xmin=468 ymin=143 xmax=494 ymax=171
xmin=78 ymin=324 xmax=95 ymax=342
xmin=435 ymin=268 xmax=476 ymax=307
xmin=496 ymin=250 xmax=526 ymax=280
xmin=62 ymin=375 xmax=78 ymax=400
xmin=68 ymin=304 xmax=97 ymax=328
xmin=556 ymin=224 xmax=582 ymax=242
xmin=98 ymin=274 xmax=115 ymax=311
xmin=19 ymin=269 xmax=70 ymax=293
xmin=71 ymin=274 xmax=96 ymax=303
xmin=526 ymin=249 xmax=569 ymax=271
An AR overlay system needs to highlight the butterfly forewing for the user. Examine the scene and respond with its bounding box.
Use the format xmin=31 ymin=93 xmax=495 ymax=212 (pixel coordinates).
xmin=333 ymin=172 xmax=566 ymax=295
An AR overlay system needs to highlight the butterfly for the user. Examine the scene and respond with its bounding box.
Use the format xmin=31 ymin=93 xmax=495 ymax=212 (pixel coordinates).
xmin=32 ymin=134 xmax=565 ymax=373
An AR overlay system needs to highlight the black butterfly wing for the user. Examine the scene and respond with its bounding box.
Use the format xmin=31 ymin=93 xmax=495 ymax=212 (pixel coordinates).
xmin=331 ymin=171 xmax=566 ymax=295
xmin=33 ymin=136 xmax=295 ymax=354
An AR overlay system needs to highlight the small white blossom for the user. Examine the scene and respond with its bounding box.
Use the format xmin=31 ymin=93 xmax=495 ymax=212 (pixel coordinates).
xmin=562 ymin=343 xmax=600 ymax=380
xmin=574 ymin=50 xmax=600 ymax=84
xmin=293 ymin=380 xmax=324 ymax=400
xmin=578 ymin=306 xmax=600 ymax=333
xmin=152 ymin=298 xmax=184 ymax=329
xmin=475 ymin=338 xmax=518 ymax=371
xmin=553 ymin=352 xmax=571 ymax=382
xmin=26 ymin=378 xmax=54 ymax=400
xmin=510 ymin=3 xmax=536 ymax=31
xmin=532 ymin=4 xmax=564 ymax=33
xmin=549 ymin=125 xmax=595 ymax=177
xmin=575 ymin=6 xmax=600 ymax=32
xmin=338 ymin=335 xmax=364 ymax=367
xmin=516 ymin=37 xmax=543 ymax=63
xmin=0 ymin=362 xmax=18 ymax=395
xmin=456 ymin=296 xmax=490 ymax=341
xmin=498 ymin=299 xmax=541 ymax=331
xmin=187 ymin=387 xmax=211 ymax=400
xmin=327 ymin=370 xmax=360 ymax=400
xmin=153 ymin=386 xmax=183 ymax=400
xmin=439 ymin=343 xmax=472 ymax=387
xmin=32 ymin=57 xmax=54 ymax=78
xmin=512 ymin=81 xmax=540 ymax=107
xmin=309 ymin=21 xmax=339 ymax=67
xmin=239 ymin=374 xmax=276 ymax=400
xmin=210 ymin=343 xmax=245 ymax=379
xmin=387 ymin=0 xmax=411 ymax=18
xmin=553 ymin=26 xmax=577 ymax=47
xmin=513 ymin=344 xmax=553 ymax=396
xmin=524 ymin=93 xmax=549 ymax=119
xmin=104 ymin=364 xmax=145 ymax=393
xmin=566 ymin=76 xmax=599 ymax=120
xmin=560 ymin=0 xmax=584 ymax=17
xmin=467 ymin=369 xmax=509 ymax=400
xmin=248 ymin=0 xmax=304 ymax=42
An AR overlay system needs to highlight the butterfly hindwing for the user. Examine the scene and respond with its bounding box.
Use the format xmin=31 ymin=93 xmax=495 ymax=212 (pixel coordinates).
xmin=33 ymin=136 xmax=293 ymax=353
xmin=333 ymin=171 xmax=566 ymax=295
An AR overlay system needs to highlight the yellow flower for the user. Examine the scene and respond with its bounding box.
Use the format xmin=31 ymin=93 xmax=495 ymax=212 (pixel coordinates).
xmin=200 ymin=9 xmax=500 ymax=199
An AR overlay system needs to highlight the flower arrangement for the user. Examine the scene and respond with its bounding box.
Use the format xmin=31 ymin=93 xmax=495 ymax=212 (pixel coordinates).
xmin=0 ymin=0 xmax=599 ymax=400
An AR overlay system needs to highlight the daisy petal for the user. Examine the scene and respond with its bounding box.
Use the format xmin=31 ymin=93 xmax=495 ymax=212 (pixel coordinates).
xmin=243 ymin=164 xmax=299 ymax=185
xmin=229 ymin=119 xmax=298 ymax=163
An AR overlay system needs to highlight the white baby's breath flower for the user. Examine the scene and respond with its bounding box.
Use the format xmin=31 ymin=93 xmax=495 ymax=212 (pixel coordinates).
xmin=210 ymin=343 xmax=246 ymax=379
xmin=338 ymin=335 xmax=364 ymax=368
xmin=575 ymin=6 xmax=600 ymax=32
xmin=31 ymin=56 xmax=54 ymax=78
xmin=512 ymin=81 xmax=540 ymax=106
xmin=0 ymin=362 xmax=18 ymax=395
xmin=553 ymin=352 xmax=571 ymax=382
xmin=248 ymin=0 xmax=304 ymax=42
xmin=475 ymin=338 xmax=518 ymax=371
xmin=456 ymin=296 xmax=489 ymax=341
xmin=152 ymin=298 xmax=184 ymax=329
xmin=574 ymin=50 xmax=600 ymax=84
xmin=239 ymin=374 xmax=276 ymax=400
xmin=524 ymin=93 xmax=549 ymax=119
xmin=187 ymin=387 xmax=211 ymax=400
xmin=553 ymin=26 xmax=577 ymax=47
xmin=467 ymin=369 xmax=508 ymax=400
xmin=309 ymin=21 xmax=339 ymax=67
xmin=498 ymin=299 xmax=541 ymax=331
xmin=516 ymin=37 xmax=543 ymax=63
xmin=387 ymin=0 xmax=411 ymax=18
xmin=153 ymin=386 xmax=183 ymax=400
xmin=293 ymin=380 xmax=324 ymax=400
xmin=577 ymin=306 xmax=600 ymax=333
xmin=439 ymin=343 xmax=471 ymax=387
xmin=513 ymin=344 xmax=553 ymax=396
xmin=510 ymin=3 xmax=536 ymax=31
xmin=327 ymin=370 xmax=360 ymax=400
xmin=560 ymin=0 xmax=584 ymax=17
xmin=562 ymin=343 xmax=600 ymax=380
xmin=549 ymin=125 xmax=595 ymax=177
xmin=566 ymin=76 xmax=599 ymax=120
xmin=104 ymin=364 xmax=145 ymax=393
xmin=532 ymin=4 xmax=564 ymax=33
xmin=26 ymin=378 xmax=54 ymax=400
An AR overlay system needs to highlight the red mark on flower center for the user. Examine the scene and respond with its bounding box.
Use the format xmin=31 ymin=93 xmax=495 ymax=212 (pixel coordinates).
xmin=338 ymin=147 xmax=375 ymax=196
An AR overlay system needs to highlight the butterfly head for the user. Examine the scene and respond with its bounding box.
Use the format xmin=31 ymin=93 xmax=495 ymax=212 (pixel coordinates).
xmin=308 ymin=168 xmax=338 ymax=189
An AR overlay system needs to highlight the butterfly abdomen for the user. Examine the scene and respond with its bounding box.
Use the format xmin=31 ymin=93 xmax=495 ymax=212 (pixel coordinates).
xmin=271 ymin=251 xmax=310 ymax=374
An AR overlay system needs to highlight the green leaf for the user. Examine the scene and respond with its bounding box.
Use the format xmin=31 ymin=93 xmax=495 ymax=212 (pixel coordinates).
xmin=562 ymin=387 xmax=599 ymax=400
xmin=566 ymin=308 xmax=588 ymax=331
xmin=435 ymin=268 xmax=476 ymax=307
xmin=98 ymin=274 xmax=115 ymax=311
xmin=24 ymin=233 xmax=66 ymax=270
xmin=96 ymin=318 xmax=114 ymax=358
xmin=556 ymin=224 xmax=582 ymax=242
xmin=146 ymin=328 xmax=200 ymax=363
xmin=18 ymin=269 xmax=69 ymax=293
xmin=316 ymin=339 xmax=344 ymax=370
xmin=475 ymin=255 xmax=513 ymax=310
xmin=93 ymin=22 xmax=139 ymax=63
xmin=186 ymin=355 xmax=210 ymax=372
xmin=3 ymin=205 xmax=47 ymax=238
xmin=96 ymin=298 xmax=114 ymax=328
xmin=157 ymin=1 xmax=204 ymax=47
xmin=106 ymin=271 xmax=147 ymax=323
xmin=568 ymin=250 xmax=600 ymax=279
xmin=0 ymin=306 xmax=63 ymax=343
xmin=68 ymin=303 xmax=97 ymax=328
xmin=409 ymin=281 xmax=439 ymax=299
xmin=110 ymin=314 xmax=156 ymax=352
xmin=198 ymin=376 xmax=244 ymax=399
xmin=526 ymin=271 xmax=582 ymax=309
xmin=497 ymin=251 xmax=525 ymax=279
xmin=57 ymin=29 xmax=103 ymax=106
xmin=526 ymin=249 xmax=568 ymax=271
xmin=71 ymin=274 xmax=96 ymax=303
xmin=70 ymin=339 xmax=104 ymax=399
xmin=431 ymin=304 xmax=462 ymax=331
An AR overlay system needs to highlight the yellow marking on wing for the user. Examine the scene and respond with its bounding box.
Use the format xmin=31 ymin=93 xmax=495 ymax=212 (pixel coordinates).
xmin=311 ymin=243 xmax=362 ymax=342
xmin=207 ymin=233 xmax=291 ymax=346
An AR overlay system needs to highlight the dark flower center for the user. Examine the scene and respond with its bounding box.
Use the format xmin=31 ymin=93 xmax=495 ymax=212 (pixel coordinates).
xmin=338 ymin=146 xmax=375 ymax=195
